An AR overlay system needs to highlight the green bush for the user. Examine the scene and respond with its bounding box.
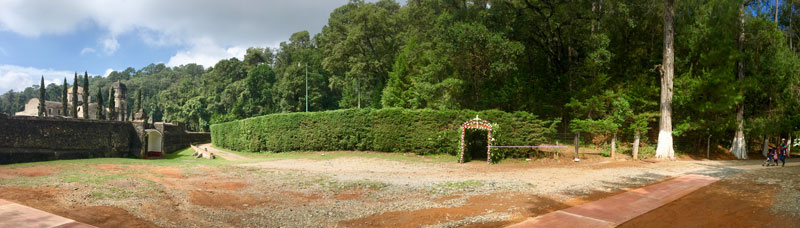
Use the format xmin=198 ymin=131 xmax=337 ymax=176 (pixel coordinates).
xmin=211 ymin=108 xmax=558 ymax=156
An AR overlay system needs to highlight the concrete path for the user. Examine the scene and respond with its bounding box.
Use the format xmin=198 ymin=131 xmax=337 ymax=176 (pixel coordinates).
xmin=194 ymin=143 xmax=248 ymax=161
xmin=0 ymin=199 xmax=96 ymax=228
xmin=507 ymin=174 xmax=720 ymax=228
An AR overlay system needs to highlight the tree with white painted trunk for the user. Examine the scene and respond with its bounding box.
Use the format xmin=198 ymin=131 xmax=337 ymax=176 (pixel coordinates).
xmin=656 ymin=0 xmax=676 ymax=160
xmin=730 ymin=1 xmax=748 ymax=160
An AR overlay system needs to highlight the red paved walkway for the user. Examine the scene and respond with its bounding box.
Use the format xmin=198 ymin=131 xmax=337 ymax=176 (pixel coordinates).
xmin=507 ymin=174 xmax=719 ymax=228
xmin=0 ymin=199 xmax=96 ymax=228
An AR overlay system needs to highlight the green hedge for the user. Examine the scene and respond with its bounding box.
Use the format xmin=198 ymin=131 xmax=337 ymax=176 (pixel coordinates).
xmin=211 ymin=108 xmax=558 ymax=156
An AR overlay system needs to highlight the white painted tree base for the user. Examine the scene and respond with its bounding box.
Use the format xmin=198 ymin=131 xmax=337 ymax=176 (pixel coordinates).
xmin=655 ymin=130 xmax=675 ymax=160
xmin=730 ymin=135 xmax=747 ymax=159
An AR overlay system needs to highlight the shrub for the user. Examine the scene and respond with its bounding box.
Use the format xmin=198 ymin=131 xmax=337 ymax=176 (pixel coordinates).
xmin=211 ymin=108 xmax=558 ymax=156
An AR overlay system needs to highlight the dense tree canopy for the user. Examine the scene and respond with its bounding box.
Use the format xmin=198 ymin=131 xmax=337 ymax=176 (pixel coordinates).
xmin=1 ymin=0 xmax=798 ymax=155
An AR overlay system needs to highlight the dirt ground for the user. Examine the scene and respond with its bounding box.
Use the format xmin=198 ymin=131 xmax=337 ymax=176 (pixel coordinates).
xmin=620 ymin=164 xmax=800 ymax=228
xmin=0 ymin=149 xmax=797 ymax=228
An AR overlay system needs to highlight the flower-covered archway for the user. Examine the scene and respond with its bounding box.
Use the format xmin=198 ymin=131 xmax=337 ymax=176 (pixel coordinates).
xmin=460 ymin=115 xmax=493 ymax=164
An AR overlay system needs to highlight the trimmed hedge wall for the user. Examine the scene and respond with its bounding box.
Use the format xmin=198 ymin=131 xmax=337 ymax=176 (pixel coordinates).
xmin=211 ymin=108 xmax=558 ymax=156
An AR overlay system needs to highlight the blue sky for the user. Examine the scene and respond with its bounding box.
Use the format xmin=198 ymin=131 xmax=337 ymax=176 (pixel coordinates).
xmin=0 ymin=0 xmax=361 ymax=92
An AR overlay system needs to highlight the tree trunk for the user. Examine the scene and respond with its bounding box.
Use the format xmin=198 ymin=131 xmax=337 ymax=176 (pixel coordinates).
xmin=611 ymin=132 xmax=617 ymax=159
xmin=656 ymin=0 xmax=676 ymax=160
xmin=731 ymin=1 xmax=748 ymax=159
xmin=788 ymin=133 xmax=792 ymax=158
xmin=707 ymin=135 xmax=711 ymax=159
xmin=633 ymin=130 xmax=640 ymax=160
xmin=574 ymin=132 xmax=580 ymax=159
xmin=763 ymin=136 xmax=769 ymax=157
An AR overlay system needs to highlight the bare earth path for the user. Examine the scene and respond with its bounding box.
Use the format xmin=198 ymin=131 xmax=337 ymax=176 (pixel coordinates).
xmin=194 ymin=143 xmax=248 ymax=161
xmin=506 ymin=175 xmax=720 ymax=228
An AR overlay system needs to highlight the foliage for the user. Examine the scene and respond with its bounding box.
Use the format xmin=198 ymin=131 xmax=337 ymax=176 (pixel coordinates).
xmin=83 ymin=72 xmax=89 ymax=119
xmin=0 ymin=0 xmax=798 ymax=155
xmin=38 ymin=76 xmax=44 ymax=117
xmin=108 ymin=88 xmax=116 ymax=120
xmin=96 ymin=88 xmax=105 ymax=120
xmin=71 ymin=73 xmax=78 ymax=118
xmin=211 ymin=108 xmax=558 ymax=159
xmin=61 ymin=78 xmax=68 ymax=116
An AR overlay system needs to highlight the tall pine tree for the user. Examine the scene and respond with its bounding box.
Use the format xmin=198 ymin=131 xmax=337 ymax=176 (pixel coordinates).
xmin=61 ymin=77 xmax=68 ymax=116
xmin=71 ymin=73 xmax=78 ymax=118
xmin=96 ymin=87 xmax=104 ymax=120
xmin=82 ymin=71 xmax=89 ymax=119
xmin=731 ymin=1 xmax=748 ymax=159
xmin=656 ymin=0 xmax=676 ymax=159
xmin=38 ymin=76 xmax=45 ymax=117
xmin=135 ymin=88 xmax=142 ymax=112
xmin=108 ymin=88 xmax=116 ymax=121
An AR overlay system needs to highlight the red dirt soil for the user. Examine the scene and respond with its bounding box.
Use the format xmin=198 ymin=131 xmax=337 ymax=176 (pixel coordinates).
xmin=0 ymin=186 xmax=157 ymax=228
xmin=282 ymin=191 xmax=323 ymax=201
xmin=619 ymin=174 xmax=798 ymax=228
xmin=331 ymin=192 xmax=362 ymax=200
xmin=189 ymin=180 xmax=247 ymax=191
xmin=339 ymin=190 xmax=623 ymax=228
xmin=188 ymin=190 xmax=270 ymax=209
xmin=0 ymin=165 xmax=62 ymax=178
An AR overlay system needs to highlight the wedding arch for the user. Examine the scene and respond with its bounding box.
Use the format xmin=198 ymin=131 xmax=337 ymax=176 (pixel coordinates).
xmin=459 ymin=115 xmax=493 ymax=164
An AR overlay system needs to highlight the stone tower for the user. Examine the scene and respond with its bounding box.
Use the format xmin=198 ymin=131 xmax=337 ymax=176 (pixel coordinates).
xmin=110 ymin=81 xmax=128 ymax=121
xmin=66 ymin=86 xmax=88 ymax=105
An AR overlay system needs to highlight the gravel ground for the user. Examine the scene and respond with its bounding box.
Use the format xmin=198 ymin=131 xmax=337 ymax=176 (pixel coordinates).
xmin=1 ymin=154 xmax=791 ymax=228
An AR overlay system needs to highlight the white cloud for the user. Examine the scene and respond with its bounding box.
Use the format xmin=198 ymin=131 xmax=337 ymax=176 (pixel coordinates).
xmin=101 ymin=36 xmax=119 ymax=54
xmin=0 ymin=65 xmax=71 ymax=92
xmin=103 ymin=68 xmax=114 ymax=77
xmin=80 ymin=47 xmax=96 ymax=55
xmin=165 ymin=37 xmax=249 ymax=67
xmin=0 ymin=0 xmax=361 ymax=66
xmin=0 ymin=0 xmax=87 ymax=37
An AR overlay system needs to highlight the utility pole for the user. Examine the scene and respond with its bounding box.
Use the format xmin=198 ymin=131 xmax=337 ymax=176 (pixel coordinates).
xmin=305 ymin=63 xmax=308 ymax=112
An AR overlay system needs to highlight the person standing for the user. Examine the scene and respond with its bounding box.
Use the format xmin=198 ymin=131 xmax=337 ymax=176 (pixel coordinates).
xmin=779 ymin=138 xmax=788 ymax=167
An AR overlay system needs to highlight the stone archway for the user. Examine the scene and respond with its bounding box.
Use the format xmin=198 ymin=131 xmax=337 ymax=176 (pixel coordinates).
xmin=145 ymin=129 xmax=163 ymax=158
xmin=459 ymin=115 xmax=493 ymax=164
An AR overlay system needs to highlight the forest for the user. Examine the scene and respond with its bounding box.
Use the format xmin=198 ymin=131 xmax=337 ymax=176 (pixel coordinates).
xmin=1 ymin=0 xmax=798 ymax=157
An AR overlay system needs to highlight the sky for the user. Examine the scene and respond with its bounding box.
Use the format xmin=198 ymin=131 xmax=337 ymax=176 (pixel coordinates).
xmin=0 ymin=0 xmax=361 ymax=92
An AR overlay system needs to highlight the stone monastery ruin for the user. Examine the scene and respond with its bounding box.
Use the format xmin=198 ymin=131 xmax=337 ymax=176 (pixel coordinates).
xmin=1 ymin=81 xmax=209 ymax=164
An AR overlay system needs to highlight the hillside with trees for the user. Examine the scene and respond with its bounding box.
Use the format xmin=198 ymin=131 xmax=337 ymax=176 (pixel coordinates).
xmin=1 ymin=0 xmax=798 ymax=157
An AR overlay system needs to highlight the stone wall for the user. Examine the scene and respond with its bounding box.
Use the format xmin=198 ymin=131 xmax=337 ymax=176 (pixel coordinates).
xmin=154 ymin=122 xmax=211 ymax=153
xmin=0 ymin=115 xmax=140 ymax=164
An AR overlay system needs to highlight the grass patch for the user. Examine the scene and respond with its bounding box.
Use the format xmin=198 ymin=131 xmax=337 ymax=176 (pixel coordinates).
xmin=1 ymin=147 xmax=231 ymax=169
xmin=62 ymin=171 xmax=128 ymax=185
xmin=212 ymin=143 xmax=458 ymax=164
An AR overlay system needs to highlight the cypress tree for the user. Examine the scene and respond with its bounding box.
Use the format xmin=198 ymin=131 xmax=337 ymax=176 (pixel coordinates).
xmin=82 ymin=71 xmax=89 ymax=119
xmin=135 ymin=88 xmax=142 ymax=112
xmin=71 ymin=73 xmax=78 ymax=118
xmin=108 ymin=88 xmax=116 ymax=121
xmin=96 ymin=88 xmax=104 ymax=120
xmin=61 ymin=77 xmax=68 ymax=116
xmin=38 ymin=76 xmax=45 ymax=117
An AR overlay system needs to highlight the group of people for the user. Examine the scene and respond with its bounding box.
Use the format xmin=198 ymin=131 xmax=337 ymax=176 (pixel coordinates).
xmin=764 ymin=138 xmax=790 ymax=167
